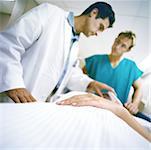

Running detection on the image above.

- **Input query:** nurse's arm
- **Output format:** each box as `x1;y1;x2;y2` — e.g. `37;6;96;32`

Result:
124;78;142;114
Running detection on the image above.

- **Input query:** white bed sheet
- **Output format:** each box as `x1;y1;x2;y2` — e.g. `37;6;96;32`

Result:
0;92;150;150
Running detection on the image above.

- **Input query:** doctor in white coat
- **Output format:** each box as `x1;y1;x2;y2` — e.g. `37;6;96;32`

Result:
0;2;115;103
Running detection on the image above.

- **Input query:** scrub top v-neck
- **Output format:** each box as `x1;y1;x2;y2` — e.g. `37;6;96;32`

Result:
85;54;143;104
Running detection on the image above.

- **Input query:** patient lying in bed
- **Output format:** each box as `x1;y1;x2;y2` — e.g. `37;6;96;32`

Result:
56;91;151;142
0;96;150;149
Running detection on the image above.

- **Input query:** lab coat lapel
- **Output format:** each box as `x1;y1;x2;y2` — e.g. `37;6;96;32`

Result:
22;12;70;102
52;40;79;102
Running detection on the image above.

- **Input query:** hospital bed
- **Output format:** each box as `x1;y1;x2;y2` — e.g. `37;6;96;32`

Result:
0;92;150;150
0;1;150;149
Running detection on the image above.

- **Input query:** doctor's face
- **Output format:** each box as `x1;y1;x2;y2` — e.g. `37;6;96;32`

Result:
111;36;132;56
83;10;110;37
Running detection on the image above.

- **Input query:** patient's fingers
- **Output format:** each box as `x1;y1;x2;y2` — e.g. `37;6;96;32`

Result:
57;93;106;107
72;100;99;107
57;94;94;105
57;99;71;105
57;96;82;105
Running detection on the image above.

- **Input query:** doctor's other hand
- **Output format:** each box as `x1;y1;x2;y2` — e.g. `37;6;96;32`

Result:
87;81;115;97
5;88;37;103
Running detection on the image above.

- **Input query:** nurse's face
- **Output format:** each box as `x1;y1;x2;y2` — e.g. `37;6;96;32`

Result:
111;36;132;56
83;9;110;37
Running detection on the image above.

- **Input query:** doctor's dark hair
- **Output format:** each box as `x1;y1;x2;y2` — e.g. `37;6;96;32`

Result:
81;2;115;28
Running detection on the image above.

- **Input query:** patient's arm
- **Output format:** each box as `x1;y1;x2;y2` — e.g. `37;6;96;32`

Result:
57;93;151;142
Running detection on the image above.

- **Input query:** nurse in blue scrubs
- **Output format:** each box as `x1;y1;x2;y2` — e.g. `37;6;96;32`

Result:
83;31;150;122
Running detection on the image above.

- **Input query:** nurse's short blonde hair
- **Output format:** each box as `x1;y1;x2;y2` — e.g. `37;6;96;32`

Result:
118;31;136;50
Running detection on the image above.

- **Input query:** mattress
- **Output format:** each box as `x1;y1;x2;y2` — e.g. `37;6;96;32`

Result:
0;101;150;150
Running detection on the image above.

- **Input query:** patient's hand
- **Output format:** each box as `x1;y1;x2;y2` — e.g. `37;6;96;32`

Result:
57;93;117;108
57;93;101;107
5;88;37;103
124;102;139;114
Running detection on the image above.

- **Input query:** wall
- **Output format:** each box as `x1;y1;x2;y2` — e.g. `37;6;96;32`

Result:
0;0;150;70
0;13;10;31
0;0;37;31
1;0;149;68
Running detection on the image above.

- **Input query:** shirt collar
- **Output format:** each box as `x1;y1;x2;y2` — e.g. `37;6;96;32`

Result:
67;12;79;41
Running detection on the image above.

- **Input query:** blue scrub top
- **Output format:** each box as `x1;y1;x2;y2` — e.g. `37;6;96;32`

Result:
85;54;143;104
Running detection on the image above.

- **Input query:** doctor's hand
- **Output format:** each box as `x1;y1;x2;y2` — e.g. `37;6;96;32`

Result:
5;88;37;103
87;81;115;97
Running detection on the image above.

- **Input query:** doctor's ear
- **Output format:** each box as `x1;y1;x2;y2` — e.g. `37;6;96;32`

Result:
89;8;99;17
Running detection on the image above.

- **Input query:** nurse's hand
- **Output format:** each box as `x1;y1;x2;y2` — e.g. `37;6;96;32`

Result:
124;102;139;114
5;88;37;103
87;81;115;97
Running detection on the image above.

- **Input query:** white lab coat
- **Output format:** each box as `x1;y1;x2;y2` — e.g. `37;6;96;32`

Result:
0;3;93;102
